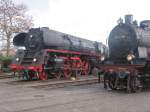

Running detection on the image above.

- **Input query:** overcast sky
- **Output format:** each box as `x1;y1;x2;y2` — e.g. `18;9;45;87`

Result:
15;0;150;44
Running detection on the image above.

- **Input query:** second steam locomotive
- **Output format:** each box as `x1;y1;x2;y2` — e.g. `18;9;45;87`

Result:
101;15;150;92
11;27;107;80
109;15;150;63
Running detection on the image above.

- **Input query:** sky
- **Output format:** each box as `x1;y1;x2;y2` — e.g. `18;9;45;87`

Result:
14;0;150;44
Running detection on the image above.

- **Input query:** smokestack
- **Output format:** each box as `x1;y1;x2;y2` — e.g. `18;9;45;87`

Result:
13;33;27;46
125;14;133;24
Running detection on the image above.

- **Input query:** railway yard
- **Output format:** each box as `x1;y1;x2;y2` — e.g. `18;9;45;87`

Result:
1;0;150;111
0;75;150;112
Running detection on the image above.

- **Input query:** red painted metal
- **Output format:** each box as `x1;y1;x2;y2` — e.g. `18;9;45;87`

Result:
10;64;46;80
70;57;80;60
63;68;72;78
46;49;100;57
39;71;48;80
99;64;145;73
81;61;90;75
10;64;25;71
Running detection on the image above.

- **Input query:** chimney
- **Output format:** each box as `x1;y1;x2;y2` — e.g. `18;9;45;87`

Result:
125;14;133;24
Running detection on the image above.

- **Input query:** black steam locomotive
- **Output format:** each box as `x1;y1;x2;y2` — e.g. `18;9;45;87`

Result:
11;27;107;80
109;15;150;64
101;15;150;92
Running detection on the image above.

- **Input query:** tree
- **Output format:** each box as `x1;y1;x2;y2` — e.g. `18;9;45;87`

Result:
0;0;33;56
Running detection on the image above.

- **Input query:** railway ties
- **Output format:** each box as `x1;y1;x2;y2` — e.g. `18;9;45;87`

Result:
7;76;99;89
0;73;13;79
30;77;98;90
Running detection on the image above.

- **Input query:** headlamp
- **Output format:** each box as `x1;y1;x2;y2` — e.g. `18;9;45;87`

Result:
16;57;19;62
101;55;105;61
127;54;135;61
33;58;37;62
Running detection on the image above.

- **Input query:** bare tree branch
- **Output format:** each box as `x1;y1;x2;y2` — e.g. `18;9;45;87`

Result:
0;0;33;56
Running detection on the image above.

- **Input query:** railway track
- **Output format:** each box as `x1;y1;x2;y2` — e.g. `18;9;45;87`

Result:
0;73;13;79
6;76;100;89
30;77;99;89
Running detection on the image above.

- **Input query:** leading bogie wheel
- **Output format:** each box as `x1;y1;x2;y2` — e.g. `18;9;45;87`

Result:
108;74;117;90
131;76;142;93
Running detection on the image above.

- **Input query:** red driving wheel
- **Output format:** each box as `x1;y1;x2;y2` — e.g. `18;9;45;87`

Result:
82;61;90;75
39;71;48;80
63;68;72;79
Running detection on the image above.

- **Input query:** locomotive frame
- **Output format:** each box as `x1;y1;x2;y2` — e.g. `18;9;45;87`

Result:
99;63;147;93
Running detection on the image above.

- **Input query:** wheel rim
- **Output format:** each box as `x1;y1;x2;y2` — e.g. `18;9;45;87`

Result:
131;76;142;92
108;75;116;90
55;71;63;80
23;70;31;80
75;70;82;77
108;80;115;89
82;61;90;75
39;71;48;80
63;69;72;79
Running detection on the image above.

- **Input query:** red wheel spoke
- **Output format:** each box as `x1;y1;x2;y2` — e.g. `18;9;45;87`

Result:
39;71;48;80
81;61;90;75
63;69;72;79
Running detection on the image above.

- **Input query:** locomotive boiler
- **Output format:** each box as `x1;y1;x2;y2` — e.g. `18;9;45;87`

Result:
11;27;107;80
108;15;150;63
13;27;104;54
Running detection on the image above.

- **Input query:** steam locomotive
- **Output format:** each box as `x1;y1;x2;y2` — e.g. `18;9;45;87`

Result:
101;15;150;92
109;15;150;63
11;27;107;80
